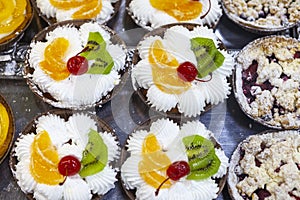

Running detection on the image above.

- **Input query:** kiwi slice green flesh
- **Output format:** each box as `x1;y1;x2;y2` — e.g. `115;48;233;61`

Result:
182;135;214;159
79;161;106;178
190;37;225;78
187;154;221;180
80;32;114;75
188;149;215;171
79;129;108;178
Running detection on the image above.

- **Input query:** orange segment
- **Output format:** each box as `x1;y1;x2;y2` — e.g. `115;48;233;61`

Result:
14;0;27;16
0;0;27;34
0;103;9;150
49;0;102;19
150;0;202;21
149;39;191;94
72;0;102;19
142;133;161;153
30;131;64;185
40;37;70;81
138;134;172;189
0;0;14;22
140;170;172;189
49;0;93;9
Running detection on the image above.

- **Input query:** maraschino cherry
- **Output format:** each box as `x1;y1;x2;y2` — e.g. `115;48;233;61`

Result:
67;55;88;75
177;61;198;82
177;61;212;82
58;155;81;176
155;161;190;196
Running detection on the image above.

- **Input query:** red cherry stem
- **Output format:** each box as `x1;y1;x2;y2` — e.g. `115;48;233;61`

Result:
200;0;211;19
195;73;212;82
155;177;170;196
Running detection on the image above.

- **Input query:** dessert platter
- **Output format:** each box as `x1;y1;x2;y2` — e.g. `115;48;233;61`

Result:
0;0;300;200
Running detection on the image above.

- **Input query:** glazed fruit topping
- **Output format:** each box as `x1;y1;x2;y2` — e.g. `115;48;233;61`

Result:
177;61;198;82
190;37;225;78
155;161;190;196
242;60;276;103
177;61;213;82
79;129;108;178
166;161;190;181
182;135;220;181
149;0;202;21
67;55;88;75
254;188;271;200
58;155;81;176
0;103;9;154
294;51;300;59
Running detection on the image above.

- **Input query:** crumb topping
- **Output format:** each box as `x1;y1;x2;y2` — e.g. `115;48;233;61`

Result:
234;133;300;200
237;37;300;128
223;0;300;28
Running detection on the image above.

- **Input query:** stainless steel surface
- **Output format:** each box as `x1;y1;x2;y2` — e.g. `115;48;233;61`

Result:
0;0;299;199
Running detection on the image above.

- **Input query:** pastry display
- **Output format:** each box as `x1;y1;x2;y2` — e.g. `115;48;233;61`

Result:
121;118;229;200
10;111;120;199
0;94;14;164
127;0;223;30
222;0;300;33
228;130;300;200
24;20;128;109
32;0;120;24
234;36;300;129
0;0;33;50
131;24;234;117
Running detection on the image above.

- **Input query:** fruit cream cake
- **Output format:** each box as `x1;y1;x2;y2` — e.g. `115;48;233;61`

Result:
131;24;234;117
128;0;222;30
121;118;229;200
0;0;33;48
34;0;118;24
25;21;127;109
234;36;300;129
0;94;14;164
228;130;300;200
11;112;120;200
222;0;300;32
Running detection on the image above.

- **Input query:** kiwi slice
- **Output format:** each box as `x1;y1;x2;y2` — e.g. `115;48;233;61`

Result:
188;148;215;171
190;37;225;78
182;135;214;159
186;154;221;180
80;32;114;75
79;129;108;178
79;160;106;178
